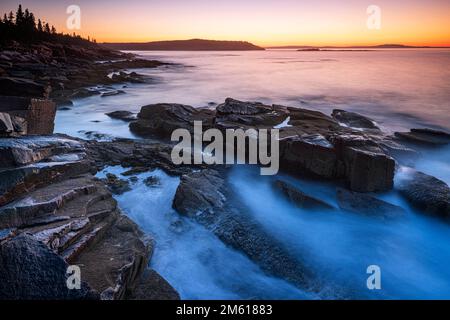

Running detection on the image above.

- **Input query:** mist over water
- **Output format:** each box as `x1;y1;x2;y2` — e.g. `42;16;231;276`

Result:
59;49;450;299
56;49;450;138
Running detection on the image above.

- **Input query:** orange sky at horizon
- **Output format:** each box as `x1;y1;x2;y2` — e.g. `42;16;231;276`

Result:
1;0;449;47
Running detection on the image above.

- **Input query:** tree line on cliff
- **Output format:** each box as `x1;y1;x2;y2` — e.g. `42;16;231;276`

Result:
0;4;95;47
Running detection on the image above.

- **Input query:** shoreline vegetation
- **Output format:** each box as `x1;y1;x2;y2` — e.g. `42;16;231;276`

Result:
1;5;450;300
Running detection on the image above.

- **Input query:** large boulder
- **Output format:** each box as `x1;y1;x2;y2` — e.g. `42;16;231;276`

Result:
396;168;450;218
279;134;337;179
0;234;97;299
130;103;215;138
337;188;405;219
215;98;288;129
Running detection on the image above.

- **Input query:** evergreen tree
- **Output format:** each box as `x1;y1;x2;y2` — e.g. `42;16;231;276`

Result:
37;19;43;32
44;22;50;33
16;4;24;25
51;25;56;34
8;11;14;24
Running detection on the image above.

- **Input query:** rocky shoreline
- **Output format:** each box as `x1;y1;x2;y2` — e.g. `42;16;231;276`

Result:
1;39;450;299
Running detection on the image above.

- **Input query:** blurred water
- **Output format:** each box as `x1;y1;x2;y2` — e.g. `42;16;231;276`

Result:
66;49;450;299
96;166;312;299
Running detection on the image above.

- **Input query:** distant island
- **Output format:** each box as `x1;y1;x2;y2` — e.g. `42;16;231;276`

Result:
102;39;265;51
268;44;447;49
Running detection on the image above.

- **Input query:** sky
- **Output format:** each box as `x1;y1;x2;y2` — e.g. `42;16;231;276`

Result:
1;0;449;46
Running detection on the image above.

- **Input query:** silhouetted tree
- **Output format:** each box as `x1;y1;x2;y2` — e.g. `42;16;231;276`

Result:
37;19;43;32
8;11;14;24
1;5;94;46
15;4;24;25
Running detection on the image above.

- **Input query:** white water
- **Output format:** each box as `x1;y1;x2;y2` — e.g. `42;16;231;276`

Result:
96;166;311;299
59;49;450;299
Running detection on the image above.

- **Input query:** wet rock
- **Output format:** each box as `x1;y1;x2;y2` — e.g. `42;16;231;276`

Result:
0;160;92;207
173;170;226;222
337;188;405;219
285;107;340;134
105;110;137;122
86;139;200;175
75;215;153;300
217;97;273;115
143;176;161;187
103;173;131;195
331;109;380;130
0;135;85;167
273;179;334;210
0;112;14;134
0;234;97;299
280;134;337;179
215;98;288;129
396;168;450;218
394;128;450;146
332;135;395;192
130;103;215;138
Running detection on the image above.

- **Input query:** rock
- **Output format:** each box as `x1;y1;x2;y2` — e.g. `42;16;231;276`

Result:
0;160;92;207
105;110;137;122
74;215;153;300
0;234;97;299
103;173;131;195
101;90;126;98
0;135;85;167
11;116;27;134
217;98;273;115
332;135;395;192
215;98;288;129
143;176;161;187
173;170;226;222
336;188;405;219
331;109;380;130
273;179;334;210
121;167;149;176
130;103;215;138
279;134;337;179
0;112;14;134
394;128;450;146
0;77;46;97
128;269;180;300
396;168;450;218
